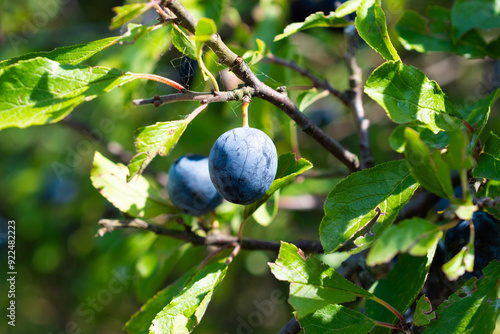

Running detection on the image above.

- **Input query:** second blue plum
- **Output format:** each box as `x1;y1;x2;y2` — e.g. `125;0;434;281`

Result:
167;155;222;216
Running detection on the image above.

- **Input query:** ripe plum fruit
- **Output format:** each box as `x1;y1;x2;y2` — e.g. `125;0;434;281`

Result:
209;127;278;205
167;155;222;216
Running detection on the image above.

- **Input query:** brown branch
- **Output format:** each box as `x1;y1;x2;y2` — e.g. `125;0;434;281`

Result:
96;218;324;253
262;54;349;105
133;87;255;106
278;316;301;334
473;196;500;208
344;27;373;169
160;0;360;172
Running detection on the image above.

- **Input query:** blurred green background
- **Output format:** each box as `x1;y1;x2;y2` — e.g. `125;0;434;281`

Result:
0;0;498;333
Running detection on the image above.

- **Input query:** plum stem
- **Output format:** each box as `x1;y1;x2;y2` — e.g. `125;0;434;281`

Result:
242;96;251;128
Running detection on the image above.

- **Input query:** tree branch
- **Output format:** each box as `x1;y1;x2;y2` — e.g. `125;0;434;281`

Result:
96;219;324;253
262;54;348;105
160;0;360;172
133;86;255;106
344;27;374;169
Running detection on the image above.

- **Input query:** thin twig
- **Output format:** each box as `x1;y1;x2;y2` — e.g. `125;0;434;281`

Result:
133;86;255;106
344;27;373;169
160;0;360;172
263;55;349;105
96;218;324;253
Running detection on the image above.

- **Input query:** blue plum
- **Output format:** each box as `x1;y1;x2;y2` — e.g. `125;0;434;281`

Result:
167;155;222;216
209;127;278;205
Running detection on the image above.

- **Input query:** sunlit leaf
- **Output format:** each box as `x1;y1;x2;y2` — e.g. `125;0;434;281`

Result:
298;304;376;334
127;120;189;181
389;125;450;153
320;160;419;253
367;218;442;266
195;18;218;87
356;0;400;61
425;261;500;334
335;0;363;18
365;61;463;134
110;3;154;30
413;295;436;326
269;242;374;318
252;190;279;227
274;11;351;41
442;246;475;281
149;250;231;333
297;88;329;112
242;39;267;65
404;128;454;199
171;25;197;60
0;57;135;130
91;151;178;218
125;267;197;334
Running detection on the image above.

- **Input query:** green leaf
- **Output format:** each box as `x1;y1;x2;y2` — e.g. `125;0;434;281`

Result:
243;153;313;221
242;39;267;65
91;151;178;218
149;250;231;333
389;125;450;153
274;11;351;41
0;37;117;69
319;160;419;254
0;21;167;68
269;242;374;318
125;267;197;334
127;120;189;182
335;0;363;18
404;128;455;199
442;246;475;281
396;7;492;59
171;25;197;60
252;190;279;227
366;218;443;266
110;3;154;30
413;295;436;326
195;18;218;86
0;57;136;130
424;261;500;334
297;88;329;112
364;61;463;134
451;0;500;40
474;132;500;181
356;0;400;61
365;252;437;333
441;130;473;185
195;18;217;47
298;304;376;334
